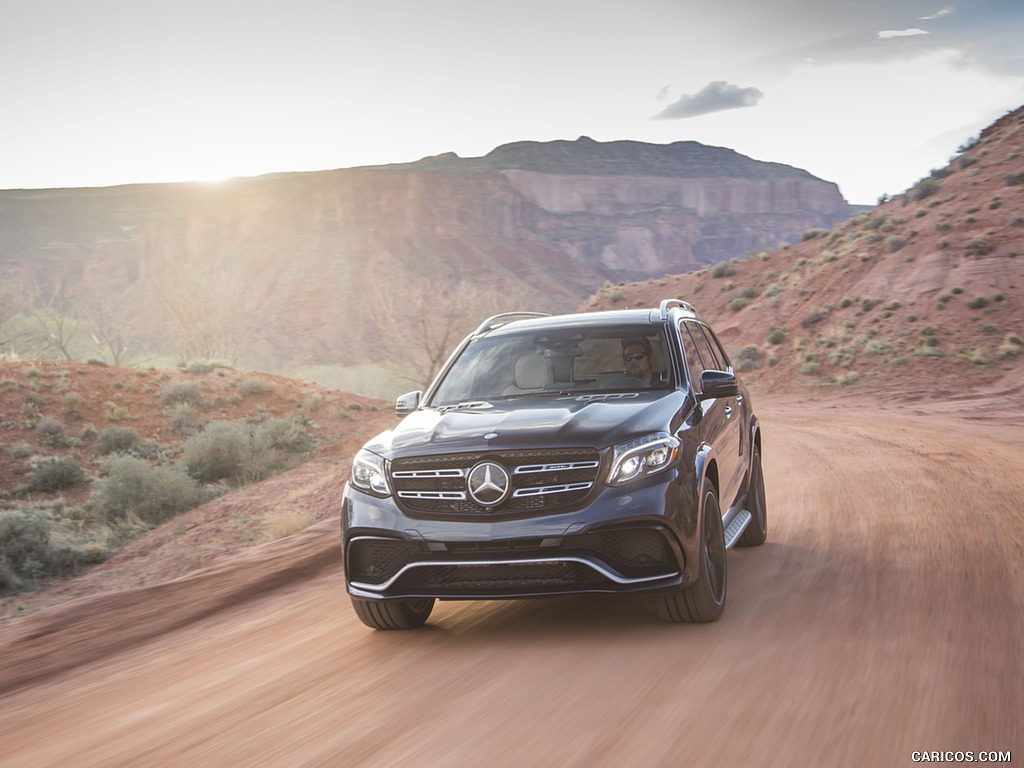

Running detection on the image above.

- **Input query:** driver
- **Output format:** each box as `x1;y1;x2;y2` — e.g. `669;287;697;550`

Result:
621;338;658;385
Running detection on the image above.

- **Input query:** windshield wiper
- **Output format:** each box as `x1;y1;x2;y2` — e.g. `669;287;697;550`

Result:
437;400;494;412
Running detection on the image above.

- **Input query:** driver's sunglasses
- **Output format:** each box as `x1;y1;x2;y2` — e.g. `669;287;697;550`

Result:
623;351;647;362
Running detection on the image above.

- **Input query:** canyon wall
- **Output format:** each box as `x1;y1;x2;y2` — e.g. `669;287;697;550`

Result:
0;138;857;371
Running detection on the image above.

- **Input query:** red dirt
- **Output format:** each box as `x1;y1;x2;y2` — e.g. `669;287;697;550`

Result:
0;384;1021;765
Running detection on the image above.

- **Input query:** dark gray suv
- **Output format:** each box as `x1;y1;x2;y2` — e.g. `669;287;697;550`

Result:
342;299;766;628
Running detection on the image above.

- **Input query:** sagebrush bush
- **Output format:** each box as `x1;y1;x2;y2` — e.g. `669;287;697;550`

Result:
95;427;140;456
182;421;249;483
160;380;204;407
93;455;203;525
885;235;907;253
36;416;69;447
0;510;51;591
30;458;85;492
733;345;762;372
169;403;202;437
182;418;311;485
236;377;274;397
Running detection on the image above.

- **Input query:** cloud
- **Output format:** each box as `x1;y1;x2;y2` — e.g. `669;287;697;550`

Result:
652;81;764;120
878;28;929;38
920;7;954;20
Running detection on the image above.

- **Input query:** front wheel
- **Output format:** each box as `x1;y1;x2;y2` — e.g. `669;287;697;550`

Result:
658;487;727;623
351;596;435;630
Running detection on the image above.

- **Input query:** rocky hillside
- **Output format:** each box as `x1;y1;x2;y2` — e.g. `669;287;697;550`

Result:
584;106;1024;397
0;138;856;378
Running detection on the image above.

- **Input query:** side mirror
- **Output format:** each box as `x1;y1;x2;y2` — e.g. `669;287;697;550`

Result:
395;390;421;417
699;370;738;400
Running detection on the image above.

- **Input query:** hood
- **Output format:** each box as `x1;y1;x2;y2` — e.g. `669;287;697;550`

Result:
366;391;691;458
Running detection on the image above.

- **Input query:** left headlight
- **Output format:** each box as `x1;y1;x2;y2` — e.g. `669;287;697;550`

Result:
607;433;680;486
350;449;391;496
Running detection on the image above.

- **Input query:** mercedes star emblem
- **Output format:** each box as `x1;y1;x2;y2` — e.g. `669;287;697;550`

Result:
467;462;511;507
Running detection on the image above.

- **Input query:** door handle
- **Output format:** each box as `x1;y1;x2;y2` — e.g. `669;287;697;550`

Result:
724;405;733;417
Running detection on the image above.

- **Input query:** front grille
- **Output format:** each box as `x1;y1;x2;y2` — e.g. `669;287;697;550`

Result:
390;448;601;516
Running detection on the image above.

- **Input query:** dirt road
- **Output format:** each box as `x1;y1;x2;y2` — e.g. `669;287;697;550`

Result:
1;398;1021;767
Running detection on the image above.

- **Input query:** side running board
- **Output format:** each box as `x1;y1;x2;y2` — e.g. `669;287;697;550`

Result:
723;509;752;550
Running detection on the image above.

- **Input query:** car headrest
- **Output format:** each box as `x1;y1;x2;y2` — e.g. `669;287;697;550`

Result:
515;355;547;389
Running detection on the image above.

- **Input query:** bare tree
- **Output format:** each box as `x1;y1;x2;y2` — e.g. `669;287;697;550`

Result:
81;295;137;365
30;276;84;361
149;258;254;366
370;276;548;389
0;280;29;358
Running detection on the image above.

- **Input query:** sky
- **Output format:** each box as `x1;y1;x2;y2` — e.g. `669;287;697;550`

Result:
2;1;1023;204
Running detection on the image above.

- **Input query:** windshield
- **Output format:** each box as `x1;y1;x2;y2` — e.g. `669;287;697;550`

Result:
429;325;675;406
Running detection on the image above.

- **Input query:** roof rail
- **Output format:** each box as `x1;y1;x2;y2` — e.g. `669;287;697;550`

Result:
474;311;551;335
658;298;698;320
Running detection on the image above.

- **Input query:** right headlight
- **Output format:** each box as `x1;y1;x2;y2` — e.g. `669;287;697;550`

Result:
350;449;391;497
607;433;680;486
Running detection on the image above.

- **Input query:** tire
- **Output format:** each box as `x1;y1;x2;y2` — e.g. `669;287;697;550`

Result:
351;596;435;630
659;487;727;623
737;445;767;547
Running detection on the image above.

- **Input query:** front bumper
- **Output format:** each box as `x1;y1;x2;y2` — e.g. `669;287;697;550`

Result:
342;478;692;601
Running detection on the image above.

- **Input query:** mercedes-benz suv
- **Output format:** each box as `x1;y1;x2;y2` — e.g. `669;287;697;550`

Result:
342;299;766;629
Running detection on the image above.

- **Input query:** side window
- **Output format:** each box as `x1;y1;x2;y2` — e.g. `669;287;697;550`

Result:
678;321;707;391
697;324;732;371
693;324;725;371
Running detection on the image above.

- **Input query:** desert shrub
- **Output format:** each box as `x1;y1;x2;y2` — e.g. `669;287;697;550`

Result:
35;416;69;447
10;443;33;460
801;228;828;241
182;418;311;485
182;421;249;483
185;360;230;375
801;308;827;328
965;236;994;257
733;345;762;372
93;455;203;526
236;377;274;397
160;380;204;407
765;328;787;345
967;347;993;367
0;510;51;591
169;403;202;437
998;335;1022;359
762;283;782;299
829;345;857;367
967;295;990;310
95;427;140;456
30;458;85;492
256;417;312;454
864;339;896;356
726;297;749;312
885;235;907;253
710;262;736;278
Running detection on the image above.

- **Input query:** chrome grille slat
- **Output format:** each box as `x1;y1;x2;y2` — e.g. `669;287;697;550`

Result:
514;461;600;474
392;469;466;479
397;491;468;500
513;482;593;498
